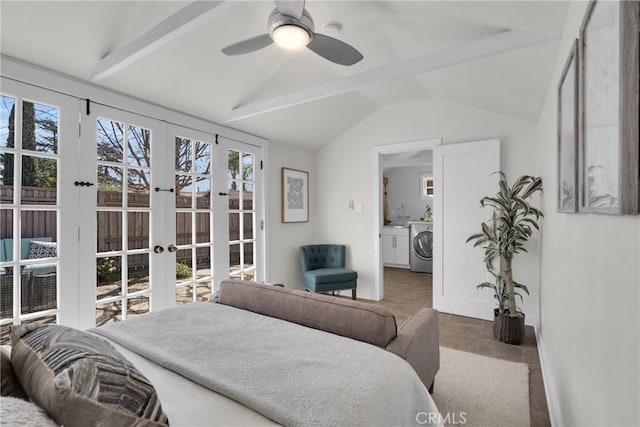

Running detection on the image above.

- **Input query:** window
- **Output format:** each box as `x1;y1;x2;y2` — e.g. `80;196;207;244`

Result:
420;174;434;200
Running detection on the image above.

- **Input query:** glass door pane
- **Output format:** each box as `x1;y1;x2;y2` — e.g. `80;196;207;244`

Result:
174;132;214;304
227;148;256;281
93;115;154;326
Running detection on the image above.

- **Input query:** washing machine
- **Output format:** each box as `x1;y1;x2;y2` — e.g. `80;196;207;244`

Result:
410;222;433;273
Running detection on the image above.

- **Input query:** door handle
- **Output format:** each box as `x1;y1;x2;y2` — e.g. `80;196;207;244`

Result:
153;245;164;254
167;244;178;253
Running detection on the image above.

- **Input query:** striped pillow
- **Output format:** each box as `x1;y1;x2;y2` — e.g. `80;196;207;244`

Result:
10;324;169;427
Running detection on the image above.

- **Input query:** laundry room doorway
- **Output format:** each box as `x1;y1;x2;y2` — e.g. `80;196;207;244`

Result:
372;138;500;322
371;138;441;303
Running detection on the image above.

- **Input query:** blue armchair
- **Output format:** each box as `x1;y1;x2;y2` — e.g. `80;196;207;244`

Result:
300;245;357;300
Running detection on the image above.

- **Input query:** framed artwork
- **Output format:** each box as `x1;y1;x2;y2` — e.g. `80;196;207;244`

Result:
281;167;309;223
557;39;579;213
578;0;639;215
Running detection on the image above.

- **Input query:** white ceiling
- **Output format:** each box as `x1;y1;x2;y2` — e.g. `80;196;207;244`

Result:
0;1;568;150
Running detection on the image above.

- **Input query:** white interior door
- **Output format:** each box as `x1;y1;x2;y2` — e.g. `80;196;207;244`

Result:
433;139;500;320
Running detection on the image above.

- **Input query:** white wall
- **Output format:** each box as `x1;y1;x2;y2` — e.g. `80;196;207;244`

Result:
266;141;315;290
315;97;541;315
535;2;640;425
384;165;433;224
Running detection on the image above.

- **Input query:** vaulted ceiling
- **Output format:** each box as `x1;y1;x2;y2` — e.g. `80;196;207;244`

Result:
0;1;569;149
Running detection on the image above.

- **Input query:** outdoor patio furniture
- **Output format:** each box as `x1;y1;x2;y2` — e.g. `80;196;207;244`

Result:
0;272;56;318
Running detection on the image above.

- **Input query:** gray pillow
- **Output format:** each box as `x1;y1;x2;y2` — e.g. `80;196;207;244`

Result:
11;324;169;427
0;345;28;400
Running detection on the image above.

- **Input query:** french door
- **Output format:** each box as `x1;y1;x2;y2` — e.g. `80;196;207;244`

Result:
77;105;263;329
0;78;78;341
1;80;264;336
169;129;264;305
77;105;168;329
222;140;262;283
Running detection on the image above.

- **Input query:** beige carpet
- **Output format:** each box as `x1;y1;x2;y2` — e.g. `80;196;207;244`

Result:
432;347;530;427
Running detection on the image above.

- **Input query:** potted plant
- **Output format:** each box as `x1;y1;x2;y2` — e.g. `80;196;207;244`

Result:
466;172;543;345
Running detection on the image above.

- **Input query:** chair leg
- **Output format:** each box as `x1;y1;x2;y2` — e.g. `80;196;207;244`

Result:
351;289;356;300
428;381;434;394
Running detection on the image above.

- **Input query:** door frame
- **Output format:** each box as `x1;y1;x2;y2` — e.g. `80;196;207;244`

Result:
371;138;441;301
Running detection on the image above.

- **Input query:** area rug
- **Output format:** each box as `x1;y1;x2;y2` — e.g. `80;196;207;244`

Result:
431;347;530;427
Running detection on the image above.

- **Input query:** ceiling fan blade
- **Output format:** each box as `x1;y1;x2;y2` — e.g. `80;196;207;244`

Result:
221;34;273;56
274;0;305;20
307;33;363;66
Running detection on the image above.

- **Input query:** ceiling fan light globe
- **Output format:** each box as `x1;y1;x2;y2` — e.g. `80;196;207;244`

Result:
272;24;310;50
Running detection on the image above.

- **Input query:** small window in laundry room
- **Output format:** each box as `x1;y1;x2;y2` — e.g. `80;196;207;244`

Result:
419;174;433;200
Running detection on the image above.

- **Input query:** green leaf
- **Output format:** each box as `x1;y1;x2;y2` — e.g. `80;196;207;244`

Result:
522;177;543;199
476;283;497;291
466;233;484;243
513;196;531;216
513;282;530;294
483;196;510;212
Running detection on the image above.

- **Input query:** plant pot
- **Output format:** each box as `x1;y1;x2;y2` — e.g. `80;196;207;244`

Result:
493;309;525;345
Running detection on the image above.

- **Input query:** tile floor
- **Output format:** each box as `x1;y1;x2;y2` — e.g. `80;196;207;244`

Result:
363;267;551;427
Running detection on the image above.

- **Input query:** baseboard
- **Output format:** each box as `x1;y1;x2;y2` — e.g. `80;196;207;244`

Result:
525;314;537;327
534;325;561;427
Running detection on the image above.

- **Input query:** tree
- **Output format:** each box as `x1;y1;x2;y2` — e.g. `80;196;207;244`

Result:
1;101;57;188
174;137;210;193
227;150;253;192
97;119;150;191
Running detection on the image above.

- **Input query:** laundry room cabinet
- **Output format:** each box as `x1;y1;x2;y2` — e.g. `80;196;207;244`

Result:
382;227;410;268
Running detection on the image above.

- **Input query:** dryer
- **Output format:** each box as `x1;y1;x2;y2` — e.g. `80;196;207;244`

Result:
409;222;433;273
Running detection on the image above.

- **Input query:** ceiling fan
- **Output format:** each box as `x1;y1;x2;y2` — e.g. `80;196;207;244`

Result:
221;0;363;66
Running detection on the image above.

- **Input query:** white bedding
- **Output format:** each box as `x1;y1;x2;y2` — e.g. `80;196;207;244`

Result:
92;303;442;426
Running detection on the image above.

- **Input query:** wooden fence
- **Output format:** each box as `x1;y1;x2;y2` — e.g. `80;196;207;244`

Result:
0;187;253;266
0;187;58;241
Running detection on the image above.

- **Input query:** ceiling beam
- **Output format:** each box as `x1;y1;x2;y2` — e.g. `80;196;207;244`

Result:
223;30;555;123
91;1;235;81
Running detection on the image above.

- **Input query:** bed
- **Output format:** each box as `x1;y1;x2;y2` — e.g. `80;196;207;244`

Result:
4;280;443;426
